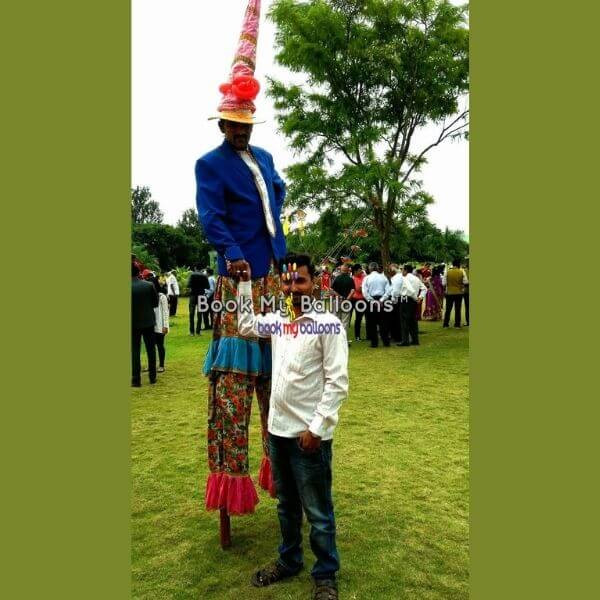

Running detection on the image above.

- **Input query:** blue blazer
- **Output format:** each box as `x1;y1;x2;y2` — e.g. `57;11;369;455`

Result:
195;141;287;278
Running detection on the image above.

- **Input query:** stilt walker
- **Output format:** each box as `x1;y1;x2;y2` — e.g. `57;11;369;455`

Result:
194;0;287;548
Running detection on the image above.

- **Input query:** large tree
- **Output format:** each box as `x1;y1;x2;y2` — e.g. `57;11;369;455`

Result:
132;223;209;271
177;207;204;240
268;0;469;266
131;186;164;225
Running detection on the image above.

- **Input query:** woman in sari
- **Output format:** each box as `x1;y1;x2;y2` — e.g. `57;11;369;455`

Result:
423;265;445;321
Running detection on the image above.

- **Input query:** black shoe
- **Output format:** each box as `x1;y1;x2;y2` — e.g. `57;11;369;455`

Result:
132;381;141;388
251;562;300;588
443;324;449;328
149;378;157;384
313;578;338;600
383;342;390;347
410;341;420;346
370;344;378;348
454;325;461;328
396;343;410;347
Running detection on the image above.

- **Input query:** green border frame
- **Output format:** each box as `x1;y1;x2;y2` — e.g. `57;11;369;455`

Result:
471;1;599;598
3;0;599;598
3;1;130;598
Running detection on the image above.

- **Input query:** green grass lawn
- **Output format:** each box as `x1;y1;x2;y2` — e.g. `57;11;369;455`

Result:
132;301;469;600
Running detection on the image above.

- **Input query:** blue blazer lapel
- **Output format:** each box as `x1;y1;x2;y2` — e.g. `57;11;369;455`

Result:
220;141;255;188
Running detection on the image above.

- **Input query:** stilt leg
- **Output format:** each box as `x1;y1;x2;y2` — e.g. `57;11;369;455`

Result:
219;508;231;549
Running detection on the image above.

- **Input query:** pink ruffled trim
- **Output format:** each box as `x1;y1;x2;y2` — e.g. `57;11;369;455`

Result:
258;456;277;498
205;472;259;516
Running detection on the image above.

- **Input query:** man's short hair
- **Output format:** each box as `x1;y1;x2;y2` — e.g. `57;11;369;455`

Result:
368;262;378;272
281;253;315;278
404;264;414;273
206;268;214;276
452;258;461;267
132;263;140;277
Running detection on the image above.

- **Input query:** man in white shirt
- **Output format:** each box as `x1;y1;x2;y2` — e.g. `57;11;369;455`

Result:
388;264;404;343
361;262;392;347
237;254;347;599
166;270;180;317
202;268;216;330
393;264;427;346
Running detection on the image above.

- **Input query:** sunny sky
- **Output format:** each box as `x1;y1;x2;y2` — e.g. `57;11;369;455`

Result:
132;0;469;233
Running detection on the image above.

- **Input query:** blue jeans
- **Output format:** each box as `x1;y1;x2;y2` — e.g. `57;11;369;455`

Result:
269;433;340;581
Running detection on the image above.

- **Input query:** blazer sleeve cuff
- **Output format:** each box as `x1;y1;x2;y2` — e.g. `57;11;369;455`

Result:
224;246;244;261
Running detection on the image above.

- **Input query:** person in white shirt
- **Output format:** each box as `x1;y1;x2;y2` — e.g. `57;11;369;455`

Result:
148;274;169;372
387;264;404;342
166;270;180;317
393;264;427;346
237;254;347;596
361;262;392;347
203;267;216;330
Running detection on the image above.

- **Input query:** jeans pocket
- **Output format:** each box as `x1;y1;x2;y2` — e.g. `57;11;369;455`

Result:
296;438;319;456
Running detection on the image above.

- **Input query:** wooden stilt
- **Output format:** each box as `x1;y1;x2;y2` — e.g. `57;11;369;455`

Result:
219;508;231;549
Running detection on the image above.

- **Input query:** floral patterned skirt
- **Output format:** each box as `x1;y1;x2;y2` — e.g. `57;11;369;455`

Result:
204;274;280;516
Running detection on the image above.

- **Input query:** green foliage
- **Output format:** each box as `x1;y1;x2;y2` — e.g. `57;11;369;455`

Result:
172;265;192;297
268;0;469;265
285;207;468;264
132;223;209;272
131;243;160;273
177;207;205;240
131;186;164;225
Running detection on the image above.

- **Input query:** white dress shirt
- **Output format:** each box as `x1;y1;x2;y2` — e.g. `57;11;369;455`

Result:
206;275;216;298
237;281;349;440
361;272;391;301
393;272;427;302
390;272;404;303
238;150;277;238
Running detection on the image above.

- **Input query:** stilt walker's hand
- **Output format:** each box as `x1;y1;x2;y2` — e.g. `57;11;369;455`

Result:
227;259;248;279
234;260;251;282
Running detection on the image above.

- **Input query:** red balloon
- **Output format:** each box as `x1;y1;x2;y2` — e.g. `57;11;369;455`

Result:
219;83;232;94
232;75;260;100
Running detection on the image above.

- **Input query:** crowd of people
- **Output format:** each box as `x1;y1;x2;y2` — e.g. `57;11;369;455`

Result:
130;262;216;387
131;257;469;386
320;258;469;348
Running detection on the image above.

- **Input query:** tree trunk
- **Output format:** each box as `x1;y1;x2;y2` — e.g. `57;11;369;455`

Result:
380;217;392;270
380;240;391;270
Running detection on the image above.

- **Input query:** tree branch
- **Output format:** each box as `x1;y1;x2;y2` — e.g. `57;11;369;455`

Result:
398;111;469;187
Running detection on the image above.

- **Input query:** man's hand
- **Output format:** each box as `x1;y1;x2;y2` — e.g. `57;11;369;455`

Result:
298;430;321;453
162;327;168;334
227;259;250;281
